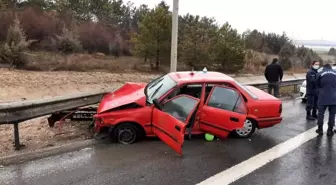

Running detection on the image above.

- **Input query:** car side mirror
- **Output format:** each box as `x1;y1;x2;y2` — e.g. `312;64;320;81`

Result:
153;99;162;110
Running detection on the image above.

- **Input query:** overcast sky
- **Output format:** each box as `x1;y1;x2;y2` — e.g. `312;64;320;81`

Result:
132;0;336;41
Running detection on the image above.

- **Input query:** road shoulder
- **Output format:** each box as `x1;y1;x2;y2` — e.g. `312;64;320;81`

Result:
0;139;98;166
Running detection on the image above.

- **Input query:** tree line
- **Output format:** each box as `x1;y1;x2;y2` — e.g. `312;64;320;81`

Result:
0;0;322;72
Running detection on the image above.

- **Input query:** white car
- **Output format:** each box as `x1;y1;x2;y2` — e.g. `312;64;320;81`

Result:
300;80;307;102
300;66;336;102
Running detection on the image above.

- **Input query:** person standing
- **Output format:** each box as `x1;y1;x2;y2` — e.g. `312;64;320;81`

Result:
315;63;336;136
264;58;284;97
305;61;320;120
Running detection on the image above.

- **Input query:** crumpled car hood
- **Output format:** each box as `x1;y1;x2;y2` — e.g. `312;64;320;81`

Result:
97;82;147;114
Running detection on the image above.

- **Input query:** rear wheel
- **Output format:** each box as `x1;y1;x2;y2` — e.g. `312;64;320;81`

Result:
113;123;139;144
233;119;256;138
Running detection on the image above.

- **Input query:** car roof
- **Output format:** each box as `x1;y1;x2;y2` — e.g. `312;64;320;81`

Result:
168;71;234;83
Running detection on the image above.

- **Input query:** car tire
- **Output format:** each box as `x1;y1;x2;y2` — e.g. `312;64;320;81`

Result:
233;119;256;138
113;123;139;144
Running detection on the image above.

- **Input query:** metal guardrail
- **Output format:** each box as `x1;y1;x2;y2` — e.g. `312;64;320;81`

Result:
0;90;115;124
0;79;305;150
245;79;305;91
0;88;115;150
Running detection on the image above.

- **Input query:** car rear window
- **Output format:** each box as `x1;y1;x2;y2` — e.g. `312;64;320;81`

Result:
234;81;258;100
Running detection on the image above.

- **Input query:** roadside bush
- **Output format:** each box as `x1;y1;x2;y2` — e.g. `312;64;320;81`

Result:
78;22;119;54
296;46;323;68
279;42;295;70
328;48;336;56
0;8;127;55
0;17;34;68
0;10;14;41
51;27;82;54
0;8;64;49
0;1;6;10
109;42;121;58
279;58;292;70
244;50;266;73
18;8;63;45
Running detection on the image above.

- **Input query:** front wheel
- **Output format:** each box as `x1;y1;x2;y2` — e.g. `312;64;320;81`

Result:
233;119;256;138
113;123;139;144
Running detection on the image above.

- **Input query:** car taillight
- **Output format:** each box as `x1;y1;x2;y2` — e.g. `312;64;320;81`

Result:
279;104;282;114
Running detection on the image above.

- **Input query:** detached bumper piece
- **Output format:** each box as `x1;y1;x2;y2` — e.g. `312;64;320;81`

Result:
47;106;97;127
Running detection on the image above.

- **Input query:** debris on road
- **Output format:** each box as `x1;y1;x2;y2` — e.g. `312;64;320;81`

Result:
205;133;215;141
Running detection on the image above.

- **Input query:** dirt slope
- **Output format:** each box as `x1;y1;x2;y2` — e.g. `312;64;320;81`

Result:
0;69;159;157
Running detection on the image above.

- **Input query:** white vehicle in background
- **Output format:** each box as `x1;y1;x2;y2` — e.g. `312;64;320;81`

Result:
300;65;336;103
300;80;307;102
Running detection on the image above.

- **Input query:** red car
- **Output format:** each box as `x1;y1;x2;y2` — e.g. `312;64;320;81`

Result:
94;70;282;155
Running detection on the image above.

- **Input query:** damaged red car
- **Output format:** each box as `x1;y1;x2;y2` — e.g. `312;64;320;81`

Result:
93;70;283;155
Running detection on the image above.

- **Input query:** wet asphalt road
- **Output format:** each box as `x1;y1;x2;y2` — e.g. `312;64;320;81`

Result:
0;98;334;185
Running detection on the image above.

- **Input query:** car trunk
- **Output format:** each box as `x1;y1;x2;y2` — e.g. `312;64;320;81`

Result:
245;85;281;118
245;85;279;101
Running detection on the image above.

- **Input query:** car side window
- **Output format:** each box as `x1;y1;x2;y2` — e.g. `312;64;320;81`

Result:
206;86;246;114
161;96;199;123
204;82;235;103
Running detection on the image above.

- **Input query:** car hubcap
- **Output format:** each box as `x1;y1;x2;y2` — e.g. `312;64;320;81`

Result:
118;128;136;144
236;119;253;136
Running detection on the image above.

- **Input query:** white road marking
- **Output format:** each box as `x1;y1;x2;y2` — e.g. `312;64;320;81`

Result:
197;124;328;185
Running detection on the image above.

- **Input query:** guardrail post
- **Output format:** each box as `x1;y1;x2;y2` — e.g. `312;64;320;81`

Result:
13;122;22;150
293;84;298;93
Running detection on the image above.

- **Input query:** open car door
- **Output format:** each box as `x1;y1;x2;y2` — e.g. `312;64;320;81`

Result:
152;95;200;155
198;85;247;138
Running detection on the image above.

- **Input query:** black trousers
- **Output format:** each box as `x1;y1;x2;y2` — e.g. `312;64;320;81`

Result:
268;82;279;97
317;105;336;128
306;94;318;112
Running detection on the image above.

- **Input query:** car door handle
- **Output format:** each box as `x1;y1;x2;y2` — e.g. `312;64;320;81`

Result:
230;117;239;122
175;125;181;131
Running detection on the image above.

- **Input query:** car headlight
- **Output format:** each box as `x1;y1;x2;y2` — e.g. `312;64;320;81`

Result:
301;81;306;88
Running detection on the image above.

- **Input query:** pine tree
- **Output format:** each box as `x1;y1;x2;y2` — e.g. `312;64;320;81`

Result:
0;16;34;68
131;2;171;70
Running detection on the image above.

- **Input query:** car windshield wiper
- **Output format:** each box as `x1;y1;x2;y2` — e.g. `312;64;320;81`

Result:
149;83;163;100
148;78;164;90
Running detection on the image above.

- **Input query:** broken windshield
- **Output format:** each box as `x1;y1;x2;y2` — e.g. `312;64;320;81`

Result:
145;74;177;104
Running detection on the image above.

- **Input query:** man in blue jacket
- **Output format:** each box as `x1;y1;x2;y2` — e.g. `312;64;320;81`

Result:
305;61;320;120
316;63;336;136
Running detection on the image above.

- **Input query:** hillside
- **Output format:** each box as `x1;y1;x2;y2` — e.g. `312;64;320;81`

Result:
0;1;325;74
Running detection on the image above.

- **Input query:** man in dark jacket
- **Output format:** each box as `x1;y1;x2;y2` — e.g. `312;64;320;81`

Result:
264;58;283;97
315;63;336;136
305;61;320;120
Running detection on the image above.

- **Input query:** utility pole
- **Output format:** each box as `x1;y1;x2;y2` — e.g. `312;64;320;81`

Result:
170;0;179;72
